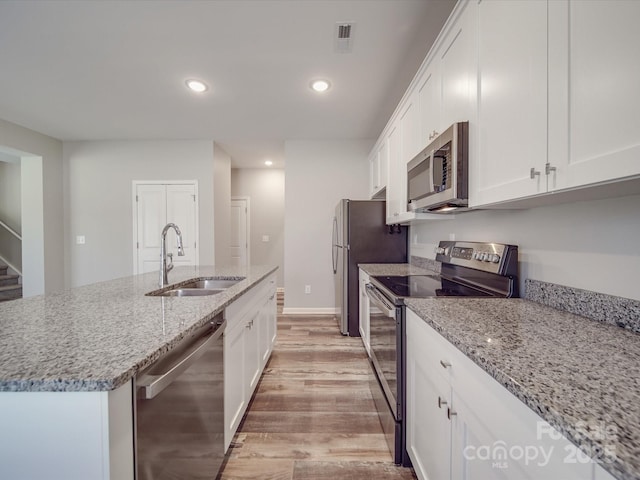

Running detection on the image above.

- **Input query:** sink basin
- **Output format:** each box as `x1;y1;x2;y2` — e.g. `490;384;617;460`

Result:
180;278;242;289
156;288;225;297
146;277;244;297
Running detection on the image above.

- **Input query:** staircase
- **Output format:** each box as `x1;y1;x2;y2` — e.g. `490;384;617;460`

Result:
0;263;22;302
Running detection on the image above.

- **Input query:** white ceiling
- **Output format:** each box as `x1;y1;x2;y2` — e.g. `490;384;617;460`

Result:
0;0;455;168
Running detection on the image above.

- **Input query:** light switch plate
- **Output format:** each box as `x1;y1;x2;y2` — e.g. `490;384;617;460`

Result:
76;235;86;245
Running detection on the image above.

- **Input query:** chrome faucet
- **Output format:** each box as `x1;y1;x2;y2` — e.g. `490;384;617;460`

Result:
159;223;185;287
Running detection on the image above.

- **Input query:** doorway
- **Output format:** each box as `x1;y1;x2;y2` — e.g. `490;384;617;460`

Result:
230;197;249;266
133;181;199;274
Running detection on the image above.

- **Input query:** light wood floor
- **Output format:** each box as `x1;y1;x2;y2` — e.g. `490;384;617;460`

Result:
217;313;417;480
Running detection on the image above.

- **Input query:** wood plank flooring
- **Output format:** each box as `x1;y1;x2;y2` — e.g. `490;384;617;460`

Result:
217;314;416;480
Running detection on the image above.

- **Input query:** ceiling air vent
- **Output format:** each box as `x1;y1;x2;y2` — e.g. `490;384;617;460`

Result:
334;22;355;53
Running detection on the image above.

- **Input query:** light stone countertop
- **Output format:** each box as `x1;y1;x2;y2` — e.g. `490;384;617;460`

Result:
405;297;640;480
0;265;277;393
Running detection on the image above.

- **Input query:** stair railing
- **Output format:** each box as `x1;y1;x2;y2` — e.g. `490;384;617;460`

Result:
0;218;22;275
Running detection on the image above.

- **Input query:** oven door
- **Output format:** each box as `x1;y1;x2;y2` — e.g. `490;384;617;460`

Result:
366;283;400;420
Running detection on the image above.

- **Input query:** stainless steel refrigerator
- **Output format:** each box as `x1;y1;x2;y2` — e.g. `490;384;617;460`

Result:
332;199;407;336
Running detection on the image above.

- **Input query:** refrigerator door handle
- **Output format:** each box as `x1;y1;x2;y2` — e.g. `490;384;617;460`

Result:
332;216;338;274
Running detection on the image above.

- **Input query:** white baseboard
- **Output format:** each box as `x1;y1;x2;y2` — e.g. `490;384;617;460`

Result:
281;307;338;316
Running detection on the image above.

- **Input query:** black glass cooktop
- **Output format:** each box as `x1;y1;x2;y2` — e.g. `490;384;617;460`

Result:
373;275;496;299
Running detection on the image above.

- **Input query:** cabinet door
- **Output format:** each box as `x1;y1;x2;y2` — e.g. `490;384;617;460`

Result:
548;0;640;191
401;93;421;164
440;1;477;130
472;0;548;206
451;340;593;480
259;290;277;366
224;321;246;450
385;124;404;221
407;310;452;480
245;310;261;395
418;62;441;147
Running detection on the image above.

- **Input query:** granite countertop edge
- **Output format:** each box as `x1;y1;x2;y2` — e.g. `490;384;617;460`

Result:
404;297;638;480
0;265;278;393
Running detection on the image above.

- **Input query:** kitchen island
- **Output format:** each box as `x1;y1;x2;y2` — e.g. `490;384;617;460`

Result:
0;265;277;480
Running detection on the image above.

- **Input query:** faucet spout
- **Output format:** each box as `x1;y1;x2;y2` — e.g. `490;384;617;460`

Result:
159;223;185;287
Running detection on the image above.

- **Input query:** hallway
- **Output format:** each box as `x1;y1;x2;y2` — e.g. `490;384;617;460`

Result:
218;315;416;480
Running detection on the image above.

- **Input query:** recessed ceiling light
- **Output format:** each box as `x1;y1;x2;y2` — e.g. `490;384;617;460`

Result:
186;79;208;93
310;79;331;93
265;160;273;166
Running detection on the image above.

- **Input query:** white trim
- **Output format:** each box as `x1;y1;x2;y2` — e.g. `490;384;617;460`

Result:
132;180;199;275
276;287;285;294
281;307;338;315
231;196;250;267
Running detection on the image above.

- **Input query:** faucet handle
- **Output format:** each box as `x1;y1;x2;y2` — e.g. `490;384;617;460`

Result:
167;252;174;272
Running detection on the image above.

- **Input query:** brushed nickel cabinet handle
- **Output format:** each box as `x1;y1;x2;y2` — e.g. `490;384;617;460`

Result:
438;396;448;408
530;168;541;179
440;360;451;369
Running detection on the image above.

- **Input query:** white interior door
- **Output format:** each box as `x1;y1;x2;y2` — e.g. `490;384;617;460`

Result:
230;198;248;267
134;182;199;274
166;184;197;266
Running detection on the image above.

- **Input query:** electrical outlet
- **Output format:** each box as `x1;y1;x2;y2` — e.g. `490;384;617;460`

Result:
262;235;270;242
304;285;311;294
76;235;86;245
449;233;456;241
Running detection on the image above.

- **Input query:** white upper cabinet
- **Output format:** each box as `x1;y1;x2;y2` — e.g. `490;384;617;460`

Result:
439;1;477;130
548;0;640;191
471;0;548;207
369;138;388;199
385;123;403;221
418;62;441;147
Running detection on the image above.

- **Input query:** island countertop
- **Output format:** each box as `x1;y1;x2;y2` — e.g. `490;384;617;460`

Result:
0;265;277;393
405;297;640;480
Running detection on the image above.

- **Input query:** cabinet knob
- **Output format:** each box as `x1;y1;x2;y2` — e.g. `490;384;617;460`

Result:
530;168;541;179
438;396;448;408
440;360;451;369
545;163;557;175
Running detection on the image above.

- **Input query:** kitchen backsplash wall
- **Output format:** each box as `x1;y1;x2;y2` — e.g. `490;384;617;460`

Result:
525;279;640;333
409;193;640;302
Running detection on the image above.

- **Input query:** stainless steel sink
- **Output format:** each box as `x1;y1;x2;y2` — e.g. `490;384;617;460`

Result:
146;277;244;297
157;288;225;297
180;278;242;289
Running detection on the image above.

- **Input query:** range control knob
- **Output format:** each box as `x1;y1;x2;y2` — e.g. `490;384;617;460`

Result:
435;247;446;255
491;254;501;263
481;252;488;261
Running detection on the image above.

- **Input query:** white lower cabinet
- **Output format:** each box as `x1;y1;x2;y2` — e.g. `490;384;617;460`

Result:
224;273;277;451
406;308;603;480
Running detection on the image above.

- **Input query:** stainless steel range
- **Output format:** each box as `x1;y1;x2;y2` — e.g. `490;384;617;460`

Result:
365;240;518;466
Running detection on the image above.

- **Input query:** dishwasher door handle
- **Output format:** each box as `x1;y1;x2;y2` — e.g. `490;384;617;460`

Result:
138;320;226;400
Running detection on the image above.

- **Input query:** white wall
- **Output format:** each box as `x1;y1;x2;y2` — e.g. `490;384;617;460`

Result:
231;168;285;287
63;140;215;287
0;118;64;294
284;139;372;312
410;193;640;301
213;143;231;267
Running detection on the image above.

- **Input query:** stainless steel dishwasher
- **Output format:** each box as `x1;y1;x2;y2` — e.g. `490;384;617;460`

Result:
135;312;226;480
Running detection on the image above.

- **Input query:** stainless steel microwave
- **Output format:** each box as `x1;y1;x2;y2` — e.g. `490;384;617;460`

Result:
407;121;469;213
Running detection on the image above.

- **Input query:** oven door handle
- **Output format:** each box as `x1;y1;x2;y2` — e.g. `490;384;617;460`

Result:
365;284;396;318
